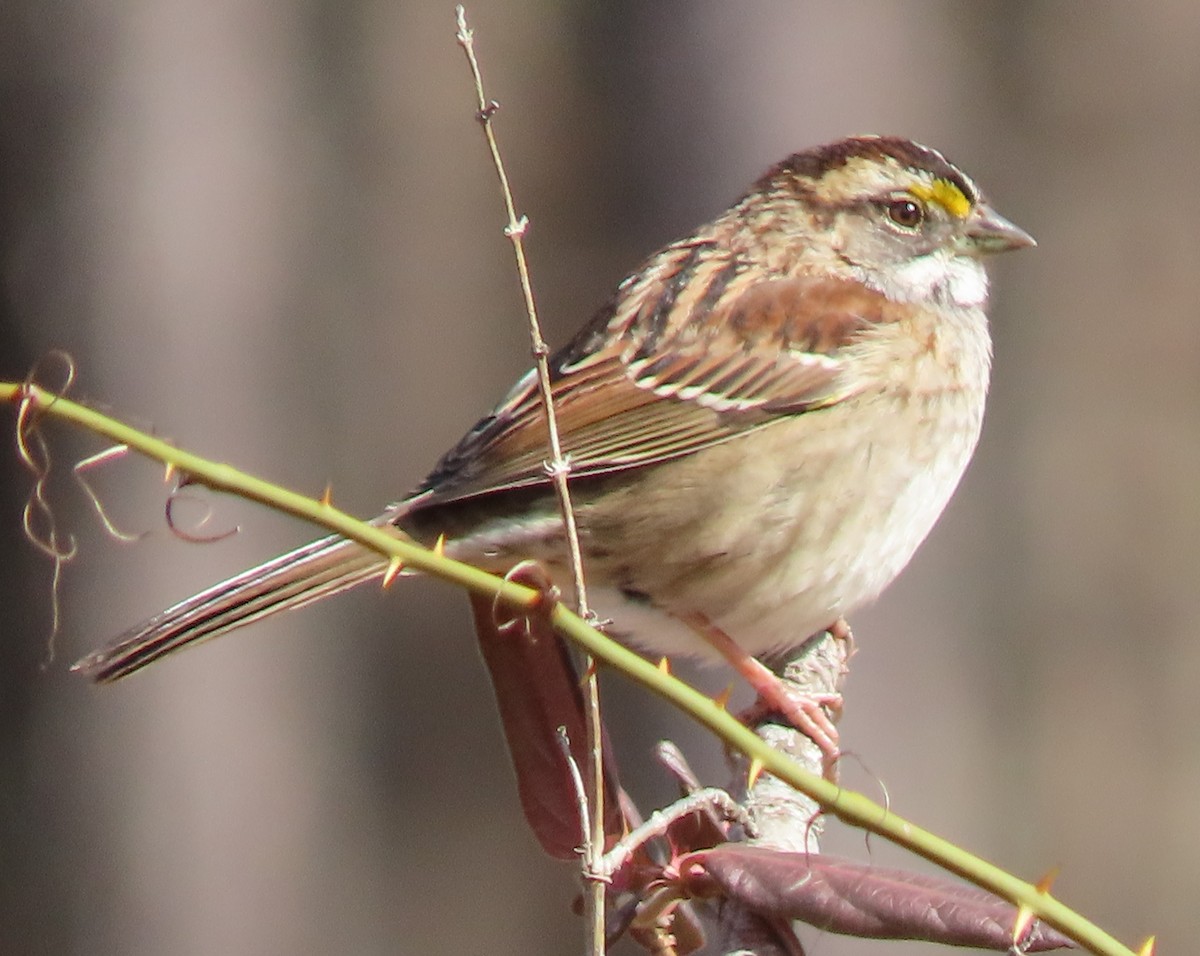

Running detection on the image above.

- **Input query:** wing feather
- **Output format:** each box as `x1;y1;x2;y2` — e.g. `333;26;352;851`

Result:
410;243;902;508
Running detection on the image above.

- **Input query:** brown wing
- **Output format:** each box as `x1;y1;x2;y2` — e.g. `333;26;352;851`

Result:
409;240;896;507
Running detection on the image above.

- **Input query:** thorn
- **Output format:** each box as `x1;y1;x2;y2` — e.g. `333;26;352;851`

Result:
747;758;764;789
1011;868;1058;943
164;462;176;483
433;533;447;557
1012;904;1035;944
319;483;334;507
712;685;733;711
382;556;404;589
579;659;598;684
657;656;671;676
1137;936;1156;956
1034;866;1060;894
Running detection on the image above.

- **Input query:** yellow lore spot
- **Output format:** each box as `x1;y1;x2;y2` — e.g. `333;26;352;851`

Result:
910;178;971;219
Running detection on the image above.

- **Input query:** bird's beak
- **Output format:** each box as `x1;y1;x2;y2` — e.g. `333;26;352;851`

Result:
963;204;1036;255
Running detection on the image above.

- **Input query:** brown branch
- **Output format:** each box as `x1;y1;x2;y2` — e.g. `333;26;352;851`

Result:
715;630;851;954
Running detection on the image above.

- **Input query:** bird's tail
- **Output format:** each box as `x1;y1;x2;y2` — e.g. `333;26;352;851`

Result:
73;532;391;682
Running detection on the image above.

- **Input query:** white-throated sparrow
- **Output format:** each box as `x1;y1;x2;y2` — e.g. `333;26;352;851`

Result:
76;136;1033;752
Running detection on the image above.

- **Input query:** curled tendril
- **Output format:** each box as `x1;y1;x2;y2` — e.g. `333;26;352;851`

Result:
490;559;559;635
16;350;79;665
164;474;240;544
825;749;890;859
73;444;146;543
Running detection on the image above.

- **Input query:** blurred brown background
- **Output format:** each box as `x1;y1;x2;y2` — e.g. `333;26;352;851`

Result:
1;2;1196;954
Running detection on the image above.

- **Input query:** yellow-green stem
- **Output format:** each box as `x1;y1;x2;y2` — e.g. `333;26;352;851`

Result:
1;380;1140;956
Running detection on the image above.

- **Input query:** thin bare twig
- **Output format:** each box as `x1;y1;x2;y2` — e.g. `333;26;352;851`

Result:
556;725;593;857
452;8;590;620
454;8;607;954
596;788;756;882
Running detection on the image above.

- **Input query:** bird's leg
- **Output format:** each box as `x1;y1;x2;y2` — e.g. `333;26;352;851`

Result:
676;612;842;776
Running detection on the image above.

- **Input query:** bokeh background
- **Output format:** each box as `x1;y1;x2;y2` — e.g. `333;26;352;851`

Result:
1;2;1197;953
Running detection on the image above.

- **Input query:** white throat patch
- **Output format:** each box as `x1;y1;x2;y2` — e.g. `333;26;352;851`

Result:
890;252;989;308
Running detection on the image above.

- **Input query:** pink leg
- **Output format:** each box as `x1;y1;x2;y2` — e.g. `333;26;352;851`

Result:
678;612;842;774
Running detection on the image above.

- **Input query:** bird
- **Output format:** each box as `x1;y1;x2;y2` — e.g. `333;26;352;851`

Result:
75;136;1033;758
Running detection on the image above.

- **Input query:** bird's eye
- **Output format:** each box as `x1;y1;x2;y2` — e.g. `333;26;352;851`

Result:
886;197;925;229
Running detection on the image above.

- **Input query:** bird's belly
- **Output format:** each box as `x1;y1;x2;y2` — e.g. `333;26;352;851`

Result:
577;392;982;659
440;389;984;663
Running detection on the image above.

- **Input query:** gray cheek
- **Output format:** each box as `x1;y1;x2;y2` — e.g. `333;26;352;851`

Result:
847;219;930;270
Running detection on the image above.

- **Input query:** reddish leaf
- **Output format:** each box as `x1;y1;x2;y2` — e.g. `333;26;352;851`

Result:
468;576;624;860
678;846;1075;951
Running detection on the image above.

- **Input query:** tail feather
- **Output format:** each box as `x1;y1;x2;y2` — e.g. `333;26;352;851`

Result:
73;534;388;682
